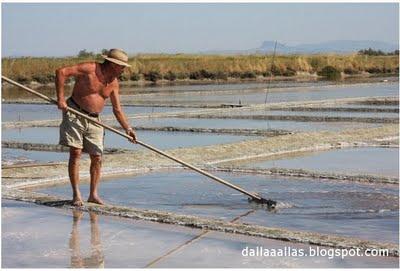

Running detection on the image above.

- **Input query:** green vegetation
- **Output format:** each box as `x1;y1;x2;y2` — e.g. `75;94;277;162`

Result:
358;48;399;56
144;70;162;83
2;53;399;84
317;65;341;80
164;71;177;81
77;49;96;58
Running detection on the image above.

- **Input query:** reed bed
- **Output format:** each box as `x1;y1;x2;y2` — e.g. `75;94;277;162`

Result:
2;54;398;84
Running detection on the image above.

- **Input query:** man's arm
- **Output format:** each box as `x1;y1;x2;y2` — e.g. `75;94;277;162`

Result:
55;62;94;111
109;81;137;142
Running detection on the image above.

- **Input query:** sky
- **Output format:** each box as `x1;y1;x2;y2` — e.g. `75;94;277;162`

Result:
1;2;399;57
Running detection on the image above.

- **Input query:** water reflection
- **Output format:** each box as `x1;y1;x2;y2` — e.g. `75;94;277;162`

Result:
69;210;104;268
145;209;257;267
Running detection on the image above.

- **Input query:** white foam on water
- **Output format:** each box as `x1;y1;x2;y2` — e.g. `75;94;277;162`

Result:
2;157;35;166
274;201;295;209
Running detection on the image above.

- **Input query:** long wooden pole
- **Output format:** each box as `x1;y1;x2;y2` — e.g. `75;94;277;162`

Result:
264;40;278;104
2;75;275;204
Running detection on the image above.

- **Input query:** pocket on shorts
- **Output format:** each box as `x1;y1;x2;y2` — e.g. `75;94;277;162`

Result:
64;112;85;136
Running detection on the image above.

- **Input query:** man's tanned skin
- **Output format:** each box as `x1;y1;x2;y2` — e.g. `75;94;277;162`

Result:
56;60;137;206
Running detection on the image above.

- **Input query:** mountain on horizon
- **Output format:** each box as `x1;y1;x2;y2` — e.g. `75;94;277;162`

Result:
202;40;398;54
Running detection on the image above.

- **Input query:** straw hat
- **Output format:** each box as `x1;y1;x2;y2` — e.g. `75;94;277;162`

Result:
102;48;131;67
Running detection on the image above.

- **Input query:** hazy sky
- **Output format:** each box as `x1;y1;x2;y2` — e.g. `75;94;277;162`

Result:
2;2;399;56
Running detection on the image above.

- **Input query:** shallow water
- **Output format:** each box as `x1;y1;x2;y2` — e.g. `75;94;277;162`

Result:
1;127;253;150
128;82;399;105
104;130;254;150
248;147;399;178
1;103;198;122
2;103;60;122
3;200;397;268
37;171;399;243
1;148;69;166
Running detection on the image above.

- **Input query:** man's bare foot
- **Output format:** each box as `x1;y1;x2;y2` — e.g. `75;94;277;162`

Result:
72;197;84;207
87;196;105;205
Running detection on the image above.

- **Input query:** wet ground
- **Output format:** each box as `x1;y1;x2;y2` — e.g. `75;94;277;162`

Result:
37;170;399;244
247;147;399;178
2;200;398;268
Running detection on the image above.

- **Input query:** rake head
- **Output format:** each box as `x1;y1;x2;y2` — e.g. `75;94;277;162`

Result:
248;196;277;209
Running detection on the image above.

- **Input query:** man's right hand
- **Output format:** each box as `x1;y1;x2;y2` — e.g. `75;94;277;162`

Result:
58;100;68;112
126;128;137;143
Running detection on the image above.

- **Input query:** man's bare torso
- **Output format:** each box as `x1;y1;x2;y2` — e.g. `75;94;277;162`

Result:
71;62;117;113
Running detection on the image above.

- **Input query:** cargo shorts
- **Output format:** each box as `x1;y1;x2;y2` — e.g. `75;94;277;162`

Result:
59;98;104;155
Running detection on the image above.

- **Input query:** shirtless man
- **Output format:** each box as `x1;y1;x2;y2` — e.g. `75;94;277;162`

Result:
56;48;137;206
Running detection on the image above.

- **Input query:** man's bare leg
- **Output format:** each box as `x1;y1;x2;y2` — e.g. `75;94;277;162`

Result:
87;154;105;205
69;147;84;206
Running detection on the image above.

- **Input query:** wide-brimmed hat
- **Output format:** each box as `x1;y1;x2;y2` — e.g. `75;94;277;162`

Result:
102;48;131;67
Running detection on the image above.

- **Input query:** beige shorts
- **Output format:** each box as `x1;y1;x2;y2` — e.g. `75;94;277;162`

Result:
59;99;104;155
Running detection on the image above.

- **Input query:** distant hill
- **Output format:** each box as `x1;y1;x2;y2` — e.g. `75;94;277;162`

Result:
202;40;398;54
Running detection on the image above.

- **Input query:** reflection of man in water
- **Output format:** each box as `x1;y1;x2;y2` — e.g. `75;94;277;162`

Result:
69;210;104;268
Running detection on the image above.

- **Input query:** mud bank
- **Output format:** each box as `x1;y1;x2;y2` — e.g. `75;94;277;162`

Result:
270;106;399;113
210;167;398;185
2;123;292;136
133;127;292;136
95;95;400;109
349;97;399;106
2;141;131;154
2;189;398;257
